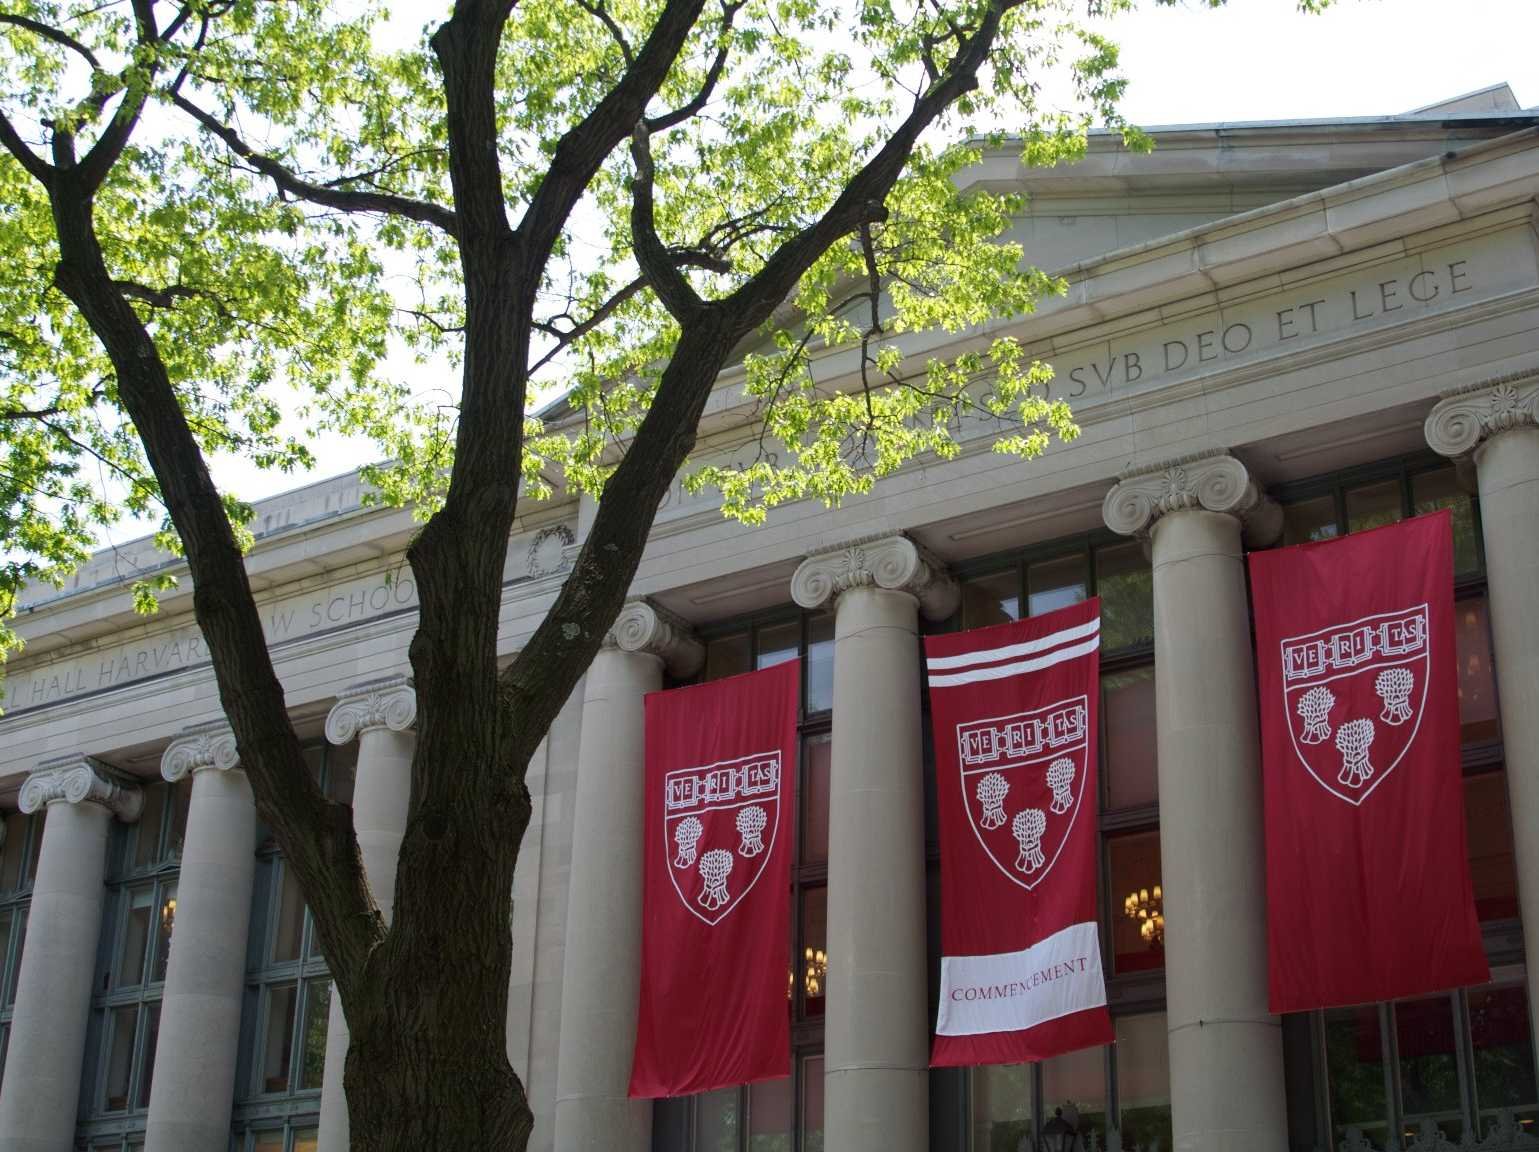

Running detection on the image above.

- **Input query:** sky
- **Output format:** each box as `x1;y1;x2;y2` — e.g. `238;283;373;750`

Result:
192;0;1537;515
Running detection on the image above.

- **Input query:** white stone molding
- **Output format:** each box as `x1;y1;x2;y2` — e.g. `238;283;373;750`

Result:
1102;451;1282;545
1425;368;1539;458
325;674;418;745
607;599;705;678
160;720;241;783
19;754;143;821
790;533;960;620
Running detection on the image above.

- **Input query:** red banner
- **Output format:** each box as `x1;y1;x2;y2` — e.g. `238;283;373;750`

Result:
629;660;798;1097
1250;510;1488;1014
925;598;1114;1067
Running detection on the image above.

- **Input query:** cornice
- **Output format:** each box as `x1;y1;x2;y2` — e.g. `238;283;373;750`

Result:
1425;368;1539;457
326;674;417;744
790;532;960;621
606;599;705;678
1102;451;1282;544
160;721;241;783
20;754;143;820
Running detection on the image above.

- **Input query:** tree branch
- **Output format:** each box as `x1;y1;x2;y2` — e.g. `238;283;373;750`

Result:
114;278;203;308
574;0;634;64
529;274;647;373
643;0;742;132
723;0;1016;329
170;94;460;236
0;106;55;185
498;0;1031;765
518;0;709;274
628;121;703;319
43;175;381;995
0;12;103;70
72;0;160;191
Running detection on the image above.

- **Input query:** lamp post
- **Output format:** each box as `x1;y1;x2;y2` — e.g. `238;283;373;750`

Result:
1039;1105;1081;1152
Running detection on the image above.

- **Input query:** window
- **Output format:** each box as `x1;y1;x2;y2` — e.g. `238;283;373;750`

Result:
952;535;1165;1149
0;810;44;1089
231;742;353;1145
1276;458;1532;1150
1318;979;1537;1149
230;1126;319;1152
659;614;833;1151
970;1012;1172;1151
75;776;188;1146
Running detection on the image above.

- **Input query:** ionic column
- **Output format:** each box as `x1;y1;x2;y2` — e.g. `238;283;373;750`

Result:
0;756;142;1152
316;675;418;1152
145;723;257;1151
792;534;958;1152
1427;370;1539;1060
1103;453;1287;1152
554;601;702;1152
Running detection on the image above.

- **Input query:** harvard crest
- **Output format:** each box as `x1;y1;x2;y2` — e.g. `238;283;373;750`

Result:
664;751;782;925
1280;605;1430;805
956;695;1089;890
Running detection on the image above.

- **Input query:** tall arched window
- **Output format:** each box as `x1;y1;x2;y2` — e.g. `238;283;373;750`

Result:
76;775;191;1151
0;810;44;1089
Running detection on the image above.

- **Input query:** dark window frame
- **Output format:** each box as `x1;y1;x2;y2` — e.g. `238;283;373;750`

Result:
230;741;351;1145
0;811;44;1091
76;776;190;1146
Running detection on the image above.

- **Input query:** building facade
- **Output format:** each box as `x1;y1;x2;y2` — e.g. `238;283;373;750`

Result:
1;85;1537;1152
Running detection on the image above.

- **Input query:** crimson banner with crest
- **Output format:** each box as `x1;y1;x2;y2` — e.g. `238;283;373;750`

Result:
1250;509;1488;1013
629;660;798;1097
925;598;1114;1067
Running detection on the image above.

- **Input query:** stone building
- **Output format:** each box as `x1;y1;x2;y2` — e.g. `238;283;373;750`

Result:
0;84;1537;1152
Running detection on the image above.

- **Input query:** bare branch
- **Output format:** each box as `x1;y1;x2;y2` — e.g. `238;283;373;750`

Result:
644;0;743;132
628;122;703;319
0;12;103;70
574;0;634;64
170;95;460;235
113;278;202;308
723;0;1018;330
0;106;54;184
529;274;647;373
72;0;161;191
519;0;710;273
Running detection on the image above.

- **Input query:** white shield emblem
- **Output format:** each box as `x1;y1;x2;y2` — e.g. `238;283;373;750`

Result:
956;695;1089;890
1280;604;1430;806
664;751;782;926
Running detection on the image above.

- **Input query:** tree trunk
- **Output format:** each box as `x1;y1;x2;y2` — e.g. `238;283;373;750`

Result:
343;901;535;1150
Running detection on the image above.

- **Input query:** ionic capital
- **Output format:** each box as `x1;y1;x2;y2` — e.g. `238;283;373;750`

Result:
1102;451;1282;545
20;755;143;821
1425;369;1539;458
326;674;417;745
161;721;241;783
791;532;960;621
606;599;705;678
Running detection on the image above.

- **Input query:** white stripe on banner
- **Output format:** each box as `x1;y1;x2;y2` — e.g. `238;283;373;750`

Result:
935;921;1107;1038
926;635;1101;688
925;617;1101;672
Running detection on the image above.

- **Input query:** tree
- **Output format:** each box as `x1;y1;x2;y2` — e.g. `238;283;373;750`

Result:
0;0;1324;1147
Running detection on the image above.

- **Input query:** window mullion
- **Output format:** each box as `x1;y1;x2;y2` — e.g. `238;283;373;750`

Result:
1383;1001;1403;1146
1453;987;1478;1136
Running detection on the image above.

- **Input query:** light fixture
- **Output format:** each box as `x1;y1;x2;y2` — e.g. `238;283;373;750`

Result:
160;895;177;935
804;946;828;999
1040;1104;1081;1152
1123;884;1163;947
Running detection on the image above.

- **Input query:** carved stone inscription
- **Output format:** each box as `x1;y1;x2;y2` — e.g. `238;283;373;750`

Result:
4;569;419;713
1049;235;1528;400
